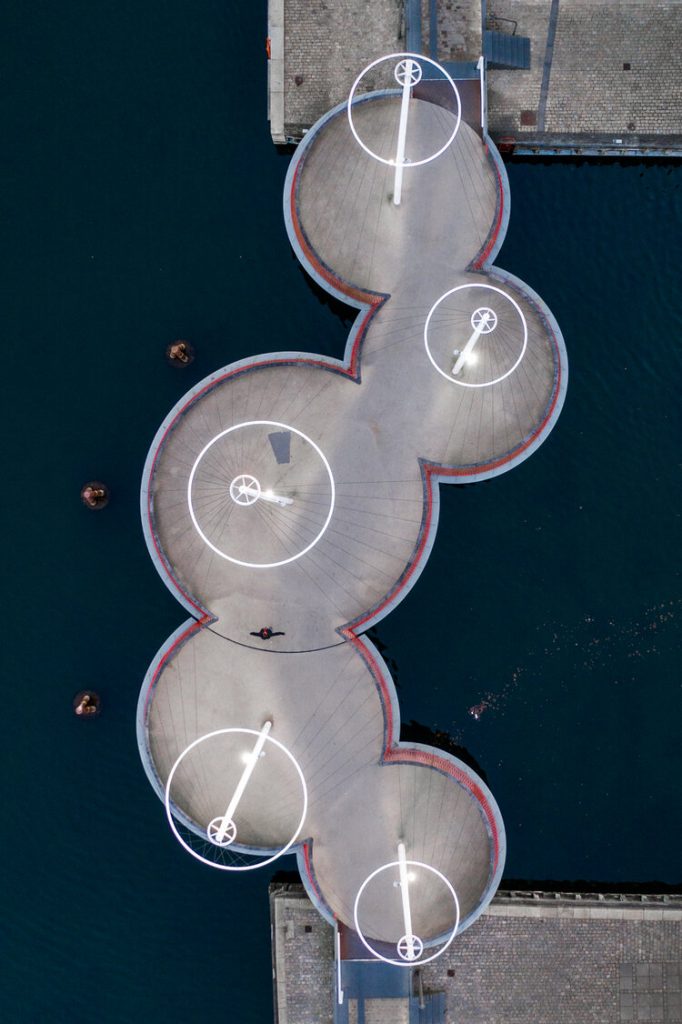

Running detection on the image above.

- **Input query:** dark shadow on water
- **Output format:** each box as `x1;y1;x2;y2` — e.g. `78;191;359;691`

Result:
291;249;358;330
366;626;401;690
270;871;682;895
400;718;489;786
506;155;682;174
501;877;682;894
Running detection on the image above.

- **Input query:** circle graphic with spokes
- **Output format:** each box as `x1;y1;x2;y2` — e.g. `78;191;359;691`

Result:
397;934;424;961
207;816;237;846
164;726;308;872
424;283;528;387
229;474;261;506
394;58;422;87
187;420;335;568
353;846;460;967
471;307;497;333
347;53;461;168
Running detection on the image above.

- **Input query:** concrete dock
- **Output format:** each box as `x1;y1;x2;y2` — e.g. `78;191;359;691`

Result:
268;0;682;155
271;882;682;1024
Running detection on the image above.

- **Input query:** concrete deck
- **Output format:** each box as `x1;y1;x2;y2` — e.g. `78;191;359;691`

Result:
140;622;504;939
271;883;682;1024
140;73;566;956
144;97;564;651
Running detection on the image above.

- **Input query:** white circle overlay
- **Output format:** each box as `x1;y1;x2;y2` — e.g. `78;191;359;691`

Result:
353;856;460;966
424;283;528;388
187;420;335;568
164;727;308;872
347;53;462;167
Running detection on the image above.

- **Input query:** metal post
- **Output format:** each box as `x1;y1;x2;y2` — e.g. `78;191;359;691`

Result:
452;310;491;375
477;55;487;137
393;60;415;206
336;928;344;1005
214;720;272;843
397;842;416;958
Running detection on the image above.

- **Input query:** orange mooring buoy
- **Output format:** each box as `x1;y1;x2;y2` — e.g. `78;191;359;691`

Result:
166;339;195;367
73;690;101;718
80;481;109;509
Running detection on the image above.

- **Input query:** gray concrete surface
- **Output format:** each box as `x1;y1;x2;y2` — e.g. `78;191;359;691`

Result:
423;891;682;1023
486;0;682;150
145;100;564;653
141;622;502;940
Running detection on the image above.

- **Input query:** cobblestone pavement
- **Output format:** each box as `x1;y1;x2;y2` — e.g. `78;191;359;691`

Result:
272;885;682;1024
424;0;482;62
282;0;404;139
486;0;550;133
271;885;334;1024
545;1;682;136
487;0;682;141
421;896;682;1023
272;1;682;149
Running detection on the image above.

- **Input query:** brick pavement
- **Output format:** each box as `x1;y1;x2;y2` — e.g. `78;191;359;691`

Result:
271;884;682;1024
420;896;682;1023
277;0;405;142
486;0;550;133
428;0;482;62
486;0;682;147
271;884;334;1024
270;0;682;152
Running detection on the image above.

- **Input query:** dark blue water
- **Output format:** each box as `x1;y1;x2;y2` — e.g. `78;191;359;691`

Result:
1;2;680;1019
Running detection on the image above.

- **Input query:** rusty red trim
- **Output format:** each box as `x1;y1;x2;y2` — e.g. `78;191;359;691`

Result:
472;156;505;270
301;839;330;908
342;468;435;635
142;617;209;719
288;159;385;380
383;746;500;872
145;356;367;614
339;630;501;872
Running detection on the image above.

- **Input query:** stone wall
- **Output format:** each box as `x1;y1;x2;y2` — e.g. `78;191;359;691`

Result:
271;884;335;1024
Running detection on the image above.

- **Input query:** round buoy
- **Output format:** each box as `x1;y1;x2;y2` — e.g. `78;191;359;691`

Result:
73;690;101;718
166;339;195;367
80;481;109;509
